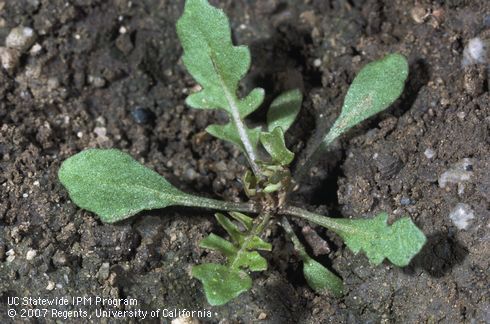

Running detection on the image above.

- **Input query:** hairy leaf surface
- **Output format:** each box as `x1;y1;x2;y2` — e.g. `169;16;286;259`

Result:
59;149;252;223
324;54;408;144
260;127;294;165
192;264;252;306
291;208;426;267
267;89;302;132
193;213;271;305
176;0;263;165
303;256;343;297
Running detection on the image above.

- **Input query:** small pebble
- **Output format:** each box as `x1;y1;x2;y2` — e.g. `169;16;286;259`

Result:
462;37;487;67
258;312;267;320
411;6;428;24
30;43;42;55
46;281;55;291
449;203;475;230
424;148;436;159
400;197;412;206
313;58;322;67
6;249;15;263
93;127;107;138
439;158;473;192
88;75;106;88
97;262;110;282
6;26;37;52
22;193;28;198
131;107;154;124
26;249;37;260
0;46;21;71
184;168;199;181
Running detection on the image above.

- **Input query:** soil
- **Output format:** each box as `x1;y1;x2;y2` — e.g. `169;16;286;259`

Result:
0;0;489;323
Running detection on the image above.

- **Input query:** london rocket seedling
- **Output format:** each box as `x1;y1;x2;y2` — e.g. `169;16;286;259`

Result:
59;0;426;306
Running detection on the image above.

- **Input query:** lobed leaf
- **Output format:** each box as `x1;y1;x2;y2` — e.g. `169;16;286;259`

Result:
333;212;426;266
229;211;253;231
260;127;294;166
206;123;261;153
192;263;252;306
177;0;263;164
293;209;427;267
193;213;271;304
324;54;408;144
267;89;302;132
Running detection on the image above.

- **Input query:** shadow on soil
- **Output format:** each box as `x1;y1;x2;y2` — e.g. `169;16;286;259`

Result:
405;231;468;278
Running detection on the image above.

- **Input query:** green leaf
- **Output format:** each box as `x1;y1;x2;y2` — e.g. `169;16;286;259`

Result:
58;149;255;223
177;0;263;170
216;213;244;244
206;123;261;153
199;215;271;271
229;212;253;231
200;233;237;258
303;256;343;297
194;213;271;305
192;263;252;306
280;217;343;297
324;54;408;144
334;213;426;266
267;89;302;132
260;127;294;165
289;208;426;267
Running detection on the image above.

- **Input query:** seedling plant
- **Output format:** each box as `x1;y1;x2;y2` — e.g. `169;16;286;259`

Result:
59;0;426;306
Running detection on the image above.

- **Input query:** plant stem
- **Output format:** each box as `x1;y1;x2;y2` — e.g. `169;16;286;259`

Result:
211;55;263;178
181;195;260;215
281;205;354;235
230;212;272;269
280;217;308;259
292;131;336;184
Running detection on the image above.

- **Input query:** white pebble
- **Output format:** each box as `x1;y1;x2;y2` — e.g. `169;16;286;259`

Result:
26;249;37;260
457;111;466;119
462;37;487;67
6;249;15;263
424;148;435;159
93;127;107;138
313;58;322;67
119;26;127;34
46;281;55;291
449;203;475;230
76;131;83;138
438;158;473;192
30;43;42;55
6;26;37;52
22;193;29;198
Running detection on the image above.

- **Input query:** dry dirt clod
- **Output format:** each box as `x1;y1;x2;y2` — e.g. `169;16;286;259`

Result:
0;47;21;72
5;26;37;52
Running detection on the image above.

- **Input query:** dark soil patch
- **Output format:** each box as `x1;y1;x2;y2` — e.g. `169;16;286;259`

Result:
0;0;489;323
